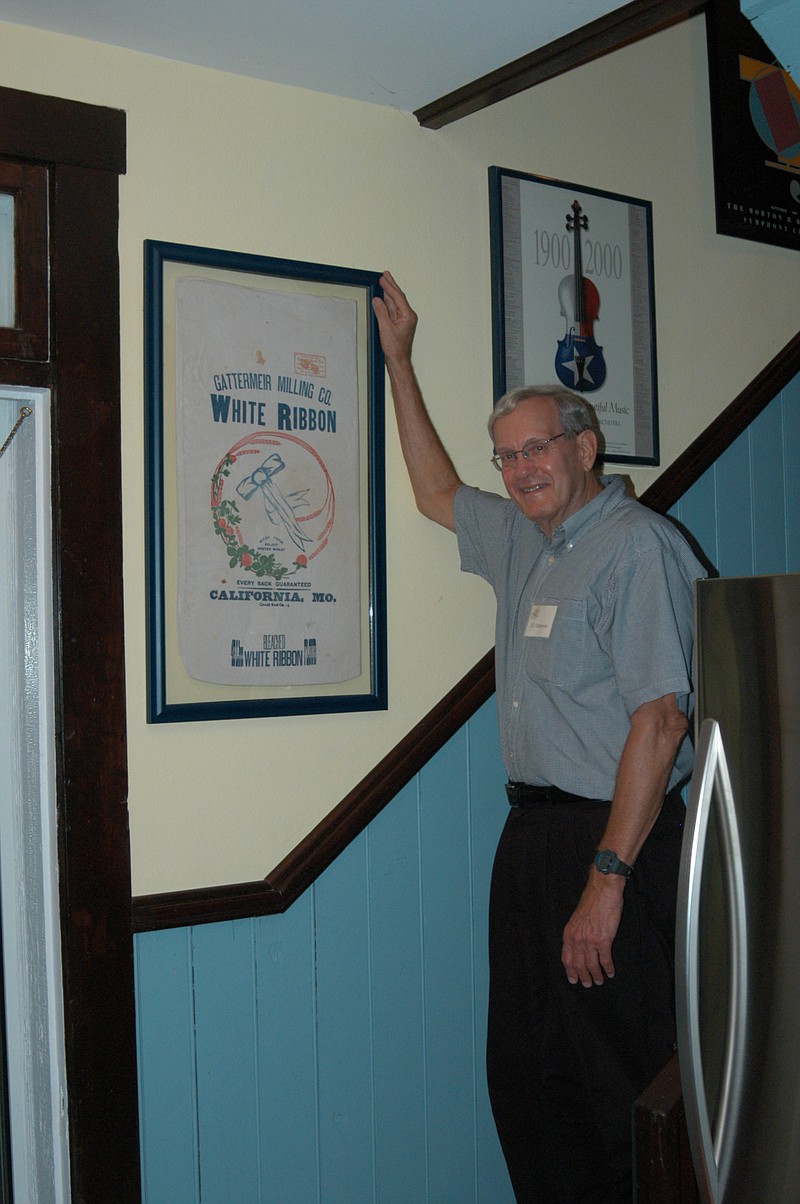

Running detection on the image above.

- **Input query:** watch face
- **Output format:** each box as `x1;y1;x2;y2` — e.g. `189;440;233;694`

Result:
596;851;614;873
595;849;632;877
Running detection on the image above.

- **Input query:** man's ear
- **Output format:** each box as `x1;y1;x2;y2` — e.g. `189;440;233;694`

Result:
577;428;598;471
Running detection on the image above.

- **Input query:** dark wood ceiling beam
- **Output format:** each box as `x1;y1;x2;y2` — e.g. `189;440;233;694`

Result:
414;0;706;129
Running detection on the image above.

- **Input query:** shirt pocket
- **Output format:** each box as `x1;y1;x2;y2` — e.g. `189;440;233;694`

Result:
523;596;586;688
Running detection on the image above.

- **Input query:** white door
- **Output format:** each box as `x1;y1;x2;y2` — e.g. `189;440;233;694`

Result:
0;388;70;1203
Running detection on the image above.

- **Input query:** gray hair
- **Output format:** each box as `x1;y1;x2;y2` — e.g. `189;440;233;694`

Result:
488;385;600;443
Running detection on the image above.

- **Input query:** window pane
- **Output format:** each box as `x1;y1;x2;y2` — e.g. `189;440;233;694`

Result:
0;194;13;328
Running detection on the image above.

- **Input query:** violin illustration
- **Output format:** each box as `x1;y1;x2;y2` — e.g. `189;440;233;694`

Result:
554;200;606;393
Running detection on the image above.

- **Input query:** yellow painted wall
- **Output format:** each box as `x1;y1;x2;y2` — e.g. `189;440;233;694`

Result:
0;17;796;893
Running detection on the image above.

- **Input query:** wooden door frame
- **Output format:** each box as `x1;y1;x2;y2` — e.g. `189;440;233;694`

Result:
0;86;139;1202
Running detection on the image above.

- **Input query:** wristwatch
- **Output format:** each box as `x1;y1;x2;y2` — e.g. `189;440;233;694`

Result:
594;849;633;878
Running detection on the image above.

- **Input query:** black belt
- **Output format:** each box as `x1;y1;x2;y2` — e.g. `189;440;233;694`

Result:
505;781;608;808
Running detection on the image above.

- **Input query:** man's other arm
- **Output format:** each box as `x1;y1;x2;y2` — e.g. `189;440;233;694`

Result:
372;272;461;532
560;692;688;988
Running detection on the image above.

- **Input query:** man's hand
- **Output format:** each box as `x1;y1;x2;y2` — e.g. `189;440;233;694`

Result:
561;872;625;987
372;271;418;365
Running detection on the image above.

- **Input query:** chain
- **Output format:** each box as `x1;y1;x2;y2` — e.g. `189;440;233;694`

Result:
0;406;33;460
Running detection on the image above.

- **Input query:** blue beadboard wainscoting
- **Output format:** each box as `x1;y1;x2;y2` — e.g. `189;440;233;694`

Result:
135;370;800;1203
135;699;514;1204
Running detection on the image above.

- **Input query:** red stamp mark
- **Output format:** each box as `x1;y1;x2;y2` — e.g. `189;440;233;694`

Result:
294;353;327;378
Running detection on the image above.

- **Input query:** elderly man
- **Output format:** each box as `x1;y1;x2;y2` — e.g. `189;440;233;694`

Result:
373;272;705;1202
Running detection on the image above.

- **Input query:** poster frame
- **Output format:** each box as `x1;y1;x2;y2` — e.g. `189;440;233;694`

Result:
489;166;660;466
144;239;386;723
705;0;800;253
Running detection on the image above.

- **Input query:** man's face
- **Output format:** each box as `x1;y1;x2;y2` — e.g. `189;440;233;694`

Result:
492;396;598;537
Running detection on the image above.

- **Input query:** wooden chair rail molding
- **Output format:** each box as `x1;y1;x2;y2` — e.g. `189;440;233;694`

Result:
132;648;495;931
131;328;800;932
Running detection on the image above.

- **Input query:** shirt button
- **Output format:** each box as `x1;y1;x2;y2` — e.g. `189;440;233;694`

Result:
547;555;555;565
512;700;519;709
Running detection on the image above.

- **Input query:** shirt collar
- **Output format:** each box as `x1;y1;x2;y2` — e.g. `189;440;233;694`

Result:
542;475;626;547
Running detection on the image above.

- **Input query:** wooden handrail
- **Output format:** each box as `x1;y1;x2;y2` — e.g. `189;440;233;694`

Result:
642;330;800;515
132;651;495;930
132;331;800;932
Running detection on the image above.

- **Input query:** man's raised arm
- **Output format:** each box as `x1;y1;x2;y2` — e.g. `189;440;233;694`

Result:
372;272;461;532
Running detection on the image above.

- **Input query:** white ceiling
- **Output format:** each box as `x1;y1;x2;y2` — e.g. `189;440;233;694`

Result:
0;0;629;112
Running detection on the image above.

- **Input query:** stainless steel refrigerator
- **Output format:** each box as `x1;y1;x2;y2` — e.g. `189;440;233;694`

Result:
677;572;800;1203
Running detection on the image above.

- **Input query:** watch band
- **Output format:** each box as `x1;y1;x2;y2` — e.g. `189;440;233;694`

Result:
594;848;633;878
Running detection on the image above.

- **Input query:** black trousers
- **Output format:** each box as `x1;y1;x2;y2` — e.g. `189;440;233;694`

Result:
486;787;684;1204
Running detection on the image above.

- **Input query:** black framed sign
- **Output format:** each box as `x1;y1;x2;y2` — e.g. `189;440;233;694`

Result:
706;0;800;252
144;240;386;722
489;167;659;466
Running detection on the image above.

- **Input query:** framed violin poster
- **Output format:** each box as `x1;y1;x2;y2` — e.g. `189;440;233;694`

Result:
489;167;659;466
144;240;387;722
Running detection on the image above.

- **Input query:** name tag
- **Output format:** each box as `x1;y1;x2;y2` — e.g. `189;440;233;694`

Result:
525;603;557;638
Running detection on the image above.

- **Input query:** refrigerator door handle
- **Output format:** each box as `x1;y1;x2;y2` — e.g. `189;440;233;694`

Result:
677;718;748;1203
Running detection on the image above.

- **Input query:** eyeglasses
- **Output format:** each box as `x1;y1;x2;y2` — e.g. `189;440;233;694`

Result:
490;432;566;471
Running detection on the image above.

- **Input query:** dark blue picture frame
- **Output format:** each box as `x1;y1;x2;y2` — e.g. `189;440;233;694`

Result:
144;239;386;722
489;166;659;467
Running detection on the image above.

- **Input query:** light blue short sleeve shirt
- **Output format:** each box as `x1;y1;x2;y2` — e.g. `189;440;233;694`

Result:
454;475;707;798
